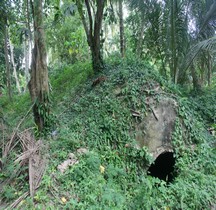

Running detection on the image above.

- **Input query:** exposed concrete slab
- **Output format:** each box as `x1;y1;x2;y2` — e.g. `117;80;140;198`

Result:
135;98;177;158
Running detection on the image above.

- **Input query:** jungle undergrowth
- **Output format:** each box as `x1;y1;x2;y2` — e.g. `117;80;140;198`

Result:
1;57;215;209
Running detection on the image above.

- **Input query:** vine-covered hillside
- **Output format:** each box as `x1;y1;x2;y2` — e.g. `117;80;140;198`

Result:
1;59;216;209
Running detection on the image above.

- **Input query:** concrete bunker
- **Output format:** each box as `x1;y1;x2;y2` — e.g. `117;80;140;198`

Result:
134;98;178;182
147;151;176;183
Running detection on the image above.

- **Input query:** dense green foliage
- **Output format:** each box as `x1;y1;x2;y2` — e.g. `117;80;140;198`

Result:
2;58;215;209
51;61;93;102
1;0;216;209
39;59;216;209
191;89;216;125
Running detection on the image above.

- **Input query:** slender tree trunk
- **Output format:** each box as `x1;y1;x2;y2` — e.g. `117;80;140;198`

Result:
77;0;105;72
200;70;204;86
103;22;109;56
3;21;12;100
26;0;33;59
158;47;167;78
24;39;29;90
8;34;21;93
207;53;212;86
170;0;178;83
92;0;105;71
119;0;125;57
28;0;49;132
23;38;31;91
137;17;145;58
91;44;103;72
24;0;31;90
191;64;201;90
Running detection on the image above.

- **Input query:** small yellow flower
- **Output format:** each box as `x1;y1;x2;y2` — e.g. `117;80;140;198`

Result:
61;197;67;204
100;165;105;174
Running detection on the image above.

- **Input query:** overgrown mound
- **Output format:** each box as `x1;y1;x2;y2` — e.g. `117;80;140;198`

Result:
1;59;216;209
45;59;215;209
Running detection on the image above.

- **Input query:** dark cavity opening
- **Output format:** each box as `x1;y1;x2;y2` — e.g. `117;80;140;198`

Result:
148;152;176;183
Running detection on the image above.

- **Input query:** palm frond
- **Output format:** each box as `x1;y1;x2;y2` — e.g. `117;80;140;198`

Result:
200;1;216;32
182;36;216;72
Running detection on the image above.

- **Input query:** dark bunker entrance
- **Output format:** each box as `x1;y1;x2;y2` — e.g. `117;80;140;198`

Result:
148;152;176;183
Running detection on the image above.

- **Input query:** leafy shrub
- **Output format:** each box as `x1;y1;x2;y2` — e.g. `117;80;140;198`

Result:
191;88;216;124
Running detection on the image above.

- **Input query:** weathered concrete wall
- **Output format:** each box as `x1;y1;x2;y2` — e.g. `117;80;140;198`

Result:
135;98;177;158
